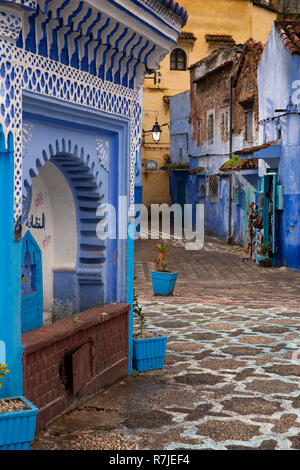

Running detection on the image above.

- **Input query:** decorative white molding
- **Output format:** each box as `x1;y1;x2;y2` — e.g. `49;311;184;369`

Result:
22;122;34;158
96;137;110;172
0;37;142;222
136;0;183;31
0;11;22;41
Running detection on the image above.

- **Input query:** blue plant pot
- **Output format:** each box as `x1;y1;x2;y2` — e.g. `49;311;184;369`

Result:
133;334;167;372
0;396;38;450
151;271;178;296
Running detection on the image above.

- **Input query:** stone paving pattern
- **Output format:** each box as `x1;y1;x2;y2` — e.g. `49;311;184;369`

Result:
134;236;300;309
32;237;300;450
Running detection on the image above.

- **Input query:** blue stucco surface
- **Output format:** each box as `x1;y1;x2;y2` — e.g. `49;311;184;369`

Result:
258;22;300;269
169;91;257;246
0;0;185;399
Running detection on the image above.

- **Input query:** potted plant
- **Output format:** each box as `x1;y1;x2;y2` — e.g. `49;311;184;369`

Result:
151;242;178;295
0;364;39;450
259;243;272;267
133;291;167;372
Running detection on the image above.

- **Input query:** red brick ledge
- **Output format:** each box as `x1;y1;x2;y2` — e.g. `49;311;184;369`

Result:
22;303;130;355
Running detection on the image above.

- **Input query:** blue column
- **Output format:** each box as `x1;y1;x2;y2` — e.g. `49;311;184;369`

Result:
0;2;34;397
0;129;23;398
126;222;134;375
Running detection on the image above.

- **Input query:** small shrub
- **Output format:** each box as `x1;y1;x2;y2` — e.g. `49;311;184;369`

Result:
133;290;146;336
154;242;170;272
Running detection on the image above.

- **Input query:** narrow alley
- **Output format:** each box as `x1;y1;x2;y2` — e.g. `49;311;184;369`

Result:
32;236;300;450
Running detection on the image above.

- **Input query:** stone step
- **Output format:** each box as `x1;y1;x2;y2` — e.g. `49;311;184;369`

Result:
77;191;101;199
79;259;105;267
70;174;94;181
80;242;105;252
79;211;103;221
78;200;102;209
73;181;98;189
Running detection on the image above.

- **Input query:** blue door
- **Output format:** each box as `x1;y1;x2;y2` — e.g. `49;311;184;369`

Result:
21;232;43;333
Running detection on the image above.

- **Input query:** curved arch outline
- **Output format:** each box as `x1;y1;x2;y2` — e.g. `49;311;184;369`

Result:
23;137;107;312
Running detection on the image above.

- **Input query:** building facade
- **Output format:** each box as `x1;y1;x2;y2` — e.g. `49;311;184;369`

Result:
170;39;263;245
142;0;277;210
249;17;300;269
0;0;185;427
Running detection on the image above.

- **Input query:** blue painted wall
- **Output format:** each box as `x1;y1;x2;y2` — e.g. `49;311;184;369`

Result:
0;130;23;398
127;222;134;375
169;91;257;245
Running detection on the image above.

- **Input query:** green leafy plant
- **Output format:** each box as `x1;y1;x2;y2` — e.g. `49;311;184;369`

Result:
154;242;170;272
133;290;146;336
222;155;244;169
0;364;9;389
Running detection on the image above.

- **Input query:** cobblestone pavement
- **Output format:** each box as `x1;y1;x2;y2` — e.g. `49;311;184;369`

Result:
32;237;300;450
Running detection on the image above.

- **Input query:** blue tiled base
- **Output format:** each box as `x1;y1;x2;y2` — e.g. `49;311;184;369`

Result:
0;396;38;450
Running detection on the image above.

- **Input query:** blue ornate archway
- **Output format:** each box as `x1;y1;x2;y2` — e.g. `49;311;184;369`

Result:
22;120;115;312
0;0;186;396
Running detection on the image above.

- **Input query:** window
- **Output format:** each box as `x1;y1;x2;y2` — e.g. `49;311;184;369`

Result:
179;147;183;162
198;180;206;201
207;113;214;143
233;186;241;205
245;109;253;142
170;48;187;71
221;107;229;142
208;175;219;202
197;119;202;146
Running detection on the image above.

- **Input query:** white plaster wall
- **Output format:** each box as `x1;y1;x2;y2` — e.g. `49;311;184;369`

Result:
23;162;77;316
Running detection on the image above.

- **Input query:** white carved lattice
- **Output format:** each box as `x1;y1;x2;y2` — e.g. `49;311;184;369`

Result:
96;138;110;172
22;122;34;158
137;0;183;31
0;37;141;223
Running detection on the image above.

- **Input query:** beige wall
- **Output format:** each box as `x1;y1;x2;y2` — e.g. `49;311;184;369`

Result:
142;0;277;208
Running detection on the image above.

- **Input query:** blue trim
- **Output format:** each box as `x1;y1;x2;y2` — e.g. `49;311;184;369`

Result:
103;0;177;44
121;0;183;33
0;128;23;399
236;144;282;160
254;144;282;159
22;93;131;307
67;1;84;27
86;12;102;36
57;0;72;19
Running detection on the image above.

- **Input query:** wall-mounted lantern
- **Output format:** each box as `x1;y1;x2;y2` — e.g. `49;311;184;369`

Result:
143;119;170;144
